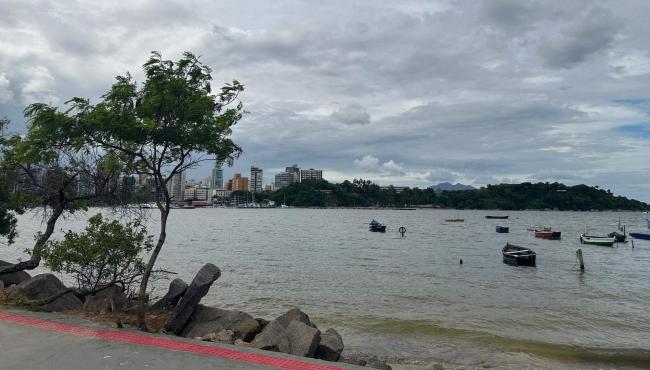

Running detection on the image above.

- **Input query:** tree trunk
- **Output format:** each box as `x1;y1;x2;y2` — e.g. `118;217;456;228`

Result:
0;204;65;275
136;207;169;330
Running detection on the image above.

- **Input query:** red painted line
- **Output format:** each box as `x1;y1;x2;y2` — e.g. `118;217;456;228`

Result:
0;311;346;370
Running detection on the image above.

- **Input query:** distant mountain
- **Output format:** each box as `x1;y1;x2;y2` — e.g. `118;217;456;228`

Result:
429;182;475;192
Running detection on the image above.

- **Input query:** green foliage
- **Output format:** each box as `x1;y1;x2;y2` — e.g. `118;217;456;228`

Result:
42;214;153;293
266;180;647;210
0;117;22;244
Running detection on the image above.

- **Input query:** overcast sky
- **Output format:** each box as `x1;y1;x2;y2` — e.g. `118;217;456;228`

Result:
2;0;650;200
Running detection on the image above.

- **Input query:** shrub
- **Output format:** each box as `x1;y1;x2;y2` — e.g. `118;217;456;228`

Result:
42;213;153;294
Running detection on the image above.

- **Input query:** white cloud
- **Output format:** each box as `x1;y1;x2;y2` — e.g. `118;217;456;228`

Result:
20;66;57;105
330;103;371;125
353;155;380;171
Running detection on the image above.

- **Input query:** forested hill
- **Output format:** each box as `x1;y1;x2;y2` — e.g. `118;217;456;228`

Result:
259;179;648;210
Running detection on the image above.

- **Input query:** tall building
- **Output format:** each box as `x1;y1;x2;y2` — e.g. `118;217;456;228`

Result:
274;172;295;190
286;164;300;182
300;168;323;182
250;166;263;193
211;164;223;189
231;173;249;191
167;171;186;203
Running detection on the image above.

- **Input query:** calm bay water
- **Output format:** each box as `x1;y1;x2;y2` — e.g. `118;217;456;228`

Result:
5;208;650;369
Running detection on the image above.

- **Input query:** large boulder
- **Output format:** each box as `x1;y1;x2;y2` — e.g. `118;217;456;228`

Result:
0;260;31;287
315;328;344;361
253;320;291;353
83;285;127;313
164;263;221;335
286;320;320;357
150;278;188;311
181;305;261;341
276;308;316;329
10;274;82;312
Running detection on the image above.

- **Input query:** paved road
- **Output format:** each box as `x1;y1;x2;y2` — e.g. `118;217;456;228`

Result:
0;309;360;370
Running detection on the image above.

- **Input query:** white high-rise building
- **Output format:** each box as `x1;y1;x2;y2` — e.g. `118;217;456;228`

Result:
167;171;186;203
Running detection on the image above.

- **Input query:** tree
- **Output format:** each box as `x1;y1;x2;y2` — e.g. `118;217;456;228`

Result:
0;111;120;276
41;213;153;295
66;51;244;329
0;117;21;244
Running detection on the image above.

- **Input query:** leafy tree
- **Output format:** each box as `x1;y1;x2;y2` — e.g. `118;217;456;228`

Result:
0;112;120;277
0;117;21;244
42;213;153;295
65;51;244;329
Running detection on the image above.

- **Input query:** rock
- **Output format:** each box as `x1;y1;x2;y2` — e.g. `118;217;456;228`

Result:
0;260;31;287
340;352;392;370
164;263;221;335
286;320;320;357
255;317;270;330
315;328;344;361
234;339;251;347
10;274;82;312
213;329;236;344
83;285;126;313
276;308;315;329
253;320;291;353
181;305;261;341
150;278;188;311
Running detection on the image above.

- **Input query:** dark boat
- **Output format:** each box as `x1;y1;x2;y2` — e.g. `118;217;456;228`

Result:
495;225;509;233
608;231;627;243
369;219;386;232
486;215;509;219
535;229;561;240
502;243;536;266
629;232;650;240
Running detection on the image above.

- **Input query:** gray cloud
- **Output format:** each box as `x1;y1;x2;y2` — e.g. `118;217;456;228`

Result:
331;103;371;125
539;7;623;68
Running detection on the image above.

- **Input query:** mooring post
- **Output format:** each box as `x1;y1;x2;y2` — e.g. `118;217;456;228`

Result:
576;249;585;271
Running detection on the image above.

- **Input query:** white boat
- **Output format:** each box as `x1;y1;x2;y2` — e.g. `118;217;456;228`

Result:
580;234;616;247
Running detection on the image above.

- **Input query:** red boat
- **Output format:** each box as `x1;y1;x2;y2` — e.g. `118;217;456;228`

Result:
535;229;561;240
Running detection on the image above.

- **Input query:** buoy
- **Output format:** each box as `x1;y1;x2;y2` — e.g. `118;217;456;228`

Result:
459;258;463;265
398;226;406;236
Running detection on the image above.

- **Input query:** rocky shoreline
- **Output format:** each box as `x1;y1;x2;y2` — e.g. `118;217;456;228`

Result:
0;261;393;369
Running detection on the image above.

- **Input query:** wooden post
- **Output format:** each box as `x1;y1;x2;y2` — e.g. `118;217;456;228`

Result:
576;249;585;271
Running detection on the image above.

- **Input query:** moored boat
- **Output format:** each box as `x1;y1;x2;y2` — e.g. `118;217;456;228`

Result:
534;229;561;239
495;225;509;233
486;215;508;219
647;220;650;228
369;219;386;232
608;231;627;243
445;218;464;222
502;243;536;266
580;234;616;247
629;232;650;240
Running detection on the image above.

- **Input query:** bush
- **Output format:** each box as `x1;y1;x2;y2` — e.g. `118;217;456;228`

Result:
42;213;153;294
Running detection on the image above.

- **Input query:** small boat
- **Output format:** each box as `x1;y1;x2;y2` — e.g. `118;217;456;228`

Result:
629;232;650;240
580;234;616;247
502;243;536;266
495;225;509;233
445;218;464;222
486;215;508;219
647;220;650;228
369;219;386;232
534;229;561;240
608;231;627;243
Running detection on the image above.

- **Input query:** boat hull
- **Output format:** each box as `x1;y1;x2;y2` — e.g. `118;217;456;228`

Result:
502;244;536;267
608;232;627;243
630;232;650;240
534;230;561;240
369;225;386;232
495;226;509;233
486;216;508;219
580;234;615;247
